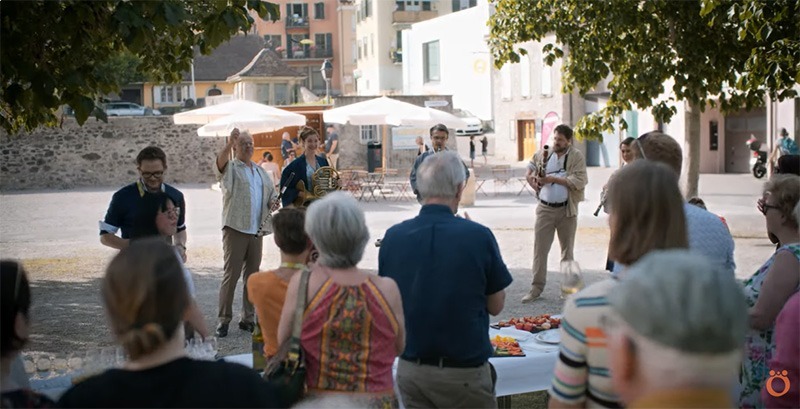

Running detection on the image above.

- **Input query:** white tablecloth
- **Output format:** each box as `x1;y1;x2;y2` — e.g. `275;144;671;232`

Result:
224;327;559;397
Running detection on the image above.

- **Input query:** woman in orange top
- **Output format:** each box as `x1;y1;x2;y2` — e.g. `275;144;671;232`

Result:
247;208;311;358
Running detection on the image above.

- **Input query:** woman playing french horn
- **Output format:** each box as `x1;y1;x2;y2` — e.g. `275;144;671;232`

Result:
280;126;331;208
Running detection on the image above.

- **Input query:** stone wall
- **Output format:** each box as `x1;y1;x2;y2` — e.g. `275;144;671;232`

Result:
333;95;456;173
0;117;225;191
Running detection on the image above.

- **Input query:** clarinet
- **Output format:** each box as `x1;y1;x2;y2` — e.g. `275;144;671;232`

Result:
593;190;607;217
255;172;295;237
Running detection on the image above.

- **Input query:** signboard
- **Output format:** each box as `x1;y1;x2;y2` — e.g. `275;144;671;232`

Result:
541;111;560;148
392;126;426;150
424;100;449;108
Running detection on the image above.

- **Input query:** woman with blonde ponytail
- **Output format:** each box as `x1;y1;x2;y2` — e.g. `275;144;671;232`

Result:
59;239;282;408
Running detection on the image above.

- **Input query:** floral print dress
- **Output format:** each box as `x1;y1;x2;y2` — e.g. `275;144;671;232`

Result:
739;243;800;409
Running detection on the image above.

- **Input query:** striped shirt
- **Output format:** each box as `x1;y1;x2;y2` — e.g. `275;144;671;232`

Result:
549;279;622;408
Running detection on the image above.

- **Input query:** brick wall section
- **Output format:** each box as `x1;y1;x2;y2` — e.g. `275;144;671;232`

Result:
0;117;224;191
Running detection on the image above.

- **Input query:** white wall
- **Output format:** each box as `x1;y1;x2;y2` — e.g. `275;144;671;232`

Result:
402;1;492;120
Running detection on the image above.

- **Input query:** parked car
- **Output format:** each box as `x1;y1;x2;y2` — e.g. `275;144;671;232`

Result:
454;110;484;136
104;101;161;116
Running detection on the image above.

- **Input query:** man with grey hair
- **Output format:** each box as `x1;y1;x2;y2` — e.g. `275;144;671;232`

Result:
213;128;278;337
379;151;512;408
606;250;747;408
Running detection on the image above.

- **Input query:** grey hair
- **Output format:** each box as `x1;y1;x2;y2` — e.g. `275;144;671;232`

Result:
417;151;466;200
608;249;747;354
305;192;369;269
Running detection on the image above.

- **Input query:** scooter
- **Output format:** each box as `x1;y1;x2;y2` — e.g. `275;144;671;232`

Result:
746;137;767;179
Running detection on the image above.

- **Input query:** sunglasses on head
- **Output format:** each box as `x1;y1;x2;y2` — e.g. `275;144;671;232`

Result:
634;132;654;160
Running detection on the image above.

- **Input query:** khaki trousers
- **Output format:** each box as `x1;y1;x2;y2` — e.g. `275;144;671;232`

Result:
532;203;577;290
327;153;339;170
396;359;497;408
219;227;262;324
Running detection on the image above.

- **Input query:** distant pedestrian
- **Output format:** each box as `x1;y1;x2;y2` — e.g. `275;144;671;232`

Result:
324;124;339;170
415;136;430;156
480;135;488;164
469;135;476;168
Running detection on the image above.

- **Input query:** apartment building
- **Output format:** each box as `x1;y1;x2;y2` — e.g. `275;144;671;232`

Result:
253;0;346;98
354;0;468;95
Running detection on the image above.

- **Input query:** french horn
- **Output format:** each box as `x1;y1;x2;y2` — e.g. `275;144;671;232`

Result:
294;166;341;207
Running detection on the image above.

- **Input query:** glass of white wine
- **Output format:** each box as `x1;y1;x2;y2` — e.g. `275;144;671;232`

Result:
560;260;584;299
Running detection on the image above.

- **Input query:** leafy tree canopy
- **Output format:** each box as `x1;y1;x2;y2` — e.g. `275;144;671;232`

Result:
488;0;800;141
1;0;279;134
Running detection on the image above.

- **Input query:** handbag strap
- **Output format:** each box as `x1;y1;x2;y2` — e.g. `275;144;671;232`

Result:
286;268;310;365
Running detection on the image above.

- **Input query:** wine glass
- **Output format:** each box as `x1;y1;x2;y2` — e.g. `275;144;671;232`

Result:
67;352;83;373
560;260;585;299
203;337;218;360
22;354;36;377
115;346;127;367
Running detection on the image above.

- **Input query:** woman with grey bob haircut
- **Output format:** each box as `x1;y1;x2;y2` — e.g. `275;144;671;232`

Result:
417;151;467;200
305;191;370;268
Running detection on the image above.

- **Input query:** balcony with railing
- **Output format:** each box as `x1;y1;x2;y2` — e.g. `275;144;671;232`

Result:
392;10;438;25
389;48;402;64
286;47;334;60
286;16;310;28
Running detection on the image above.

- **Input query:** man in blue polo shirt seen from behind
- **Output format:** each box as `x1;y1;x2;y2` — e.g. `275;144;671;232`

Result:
379;151;512;408
99;146;187;260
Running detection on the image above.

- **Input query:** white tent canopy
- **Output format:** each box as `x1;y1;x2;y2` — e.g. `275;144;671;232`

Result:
173;100;306;136
323;96;424;126
398;107;468;129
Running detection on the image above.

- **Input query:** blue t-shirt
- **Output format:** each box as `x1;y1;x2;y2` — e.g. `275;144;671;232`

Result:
378;204;513;365
99;181;186;239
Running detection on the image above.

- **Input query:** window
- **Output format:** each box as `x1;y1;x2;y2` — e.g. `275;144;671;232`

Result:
365;0;372;17
500;65;511;100
314;2;325;19
154;85;189;104
287;34;310;58
370;34;375;56
311;69;326;92
287;3;309;18
274;83;290;105
360;125;378;144
352;40;357;63
357;39;362;59
520;56;531;98
541;61;553;96
423;41;440;83
452;0;477;10
256;84;271;104
315;33;333;57
422;0;432;11
264;35;281;51
397;0;421;11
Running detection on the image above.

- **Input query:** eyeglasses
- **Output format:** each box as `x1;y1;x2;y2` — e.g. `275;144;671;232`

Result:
761;204;781;216
162;207;181;218
141;171;164;179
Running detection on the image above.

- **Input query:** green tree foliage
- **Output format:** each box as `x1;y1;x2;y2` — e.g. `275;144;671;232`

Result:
488;0;798;196
1;0;279;134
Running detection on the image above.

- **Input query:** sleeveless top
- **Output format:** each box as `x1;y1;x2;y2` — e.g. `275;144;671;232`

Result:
301;277;399;394
739;243;800;409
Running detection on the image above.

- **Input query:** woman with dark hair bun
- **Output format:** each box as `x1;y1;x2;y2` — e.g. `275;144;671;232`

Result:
59;239;282;408
131;192;208;340
1;260;57;408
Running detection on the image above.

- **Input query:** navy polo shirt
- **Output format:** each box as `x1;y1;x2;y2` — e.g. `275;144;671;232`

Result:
378;204;512;365
99;181;186;239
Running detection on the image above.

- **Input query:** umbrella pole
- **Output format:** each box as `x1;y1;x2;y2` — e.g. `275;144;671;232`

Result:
382;124;388;172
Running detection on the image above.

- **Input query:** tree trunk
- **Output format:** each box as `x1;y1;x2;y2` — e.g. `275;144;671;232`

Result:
682;100;701;199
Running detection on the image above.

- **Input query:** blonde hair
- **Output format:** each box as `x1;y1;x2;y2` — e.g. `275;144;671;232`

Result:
608;161;688;265
764;174;800;228
103;238;189;360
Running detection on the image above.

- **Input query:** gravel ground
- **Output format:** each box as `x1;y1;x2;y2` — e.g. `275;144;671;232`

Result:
1;166;772;361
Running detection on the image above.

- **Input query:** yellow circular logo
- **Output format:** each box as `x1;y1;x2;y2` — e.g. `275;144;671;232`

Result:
473;59;487;74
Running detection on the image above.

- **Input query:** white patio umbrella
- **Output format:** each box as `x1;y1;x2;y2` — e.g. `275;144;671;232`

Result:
196;112;305;137
397;107;469;129
322;96;423;126
173;100;306;132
